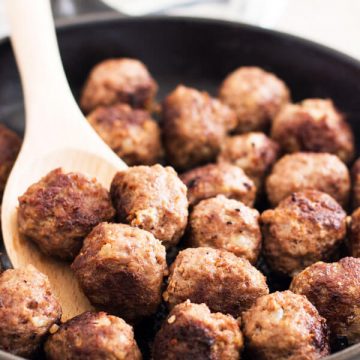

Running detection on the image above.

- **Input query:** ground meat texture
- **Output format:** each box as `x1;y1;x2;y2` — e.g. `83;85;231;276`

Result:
161;85;236;170
242;291;330;360
218;132;280;190
110;164;188;248
0;265;62;358
18;168;115;261
290;257;360;345
163;247;269;317
45;311;142;360
351;158;360;209
153;301;243;360
80;58;158;113
261;190;347;276
87;104;163;166
188;195;261;264
180;163;256;208
219;67;290;133
350;208;360;257
266;152;350;208
72;223;167;322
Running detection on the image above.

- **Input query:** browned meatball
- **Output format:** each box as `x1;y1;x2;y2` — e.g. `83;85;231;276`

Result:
350;208;360;257
351;157;360;209
72;223;167;322
242;291;330;360
163;247;269;317
219;67;290;133
271;99;354;163
0;265;62;358
290;257;360;345
162;85;236;170
80;58;158;113
218;132;280;189
153;301;243;360
261;190;346;276
87;103;163;166
18;168;115;260
188;195;261;264
180;163;256;208
45;311;142;360
266;152;350;207
110;164;188;248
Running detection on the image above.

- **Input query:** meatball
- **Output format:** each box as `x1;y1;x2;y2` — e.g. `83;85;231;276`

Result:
162;85;236;170
351;157;360;209
261;190;347;276
45;311;142;360
180;163;256;208
0;124;21;199
242;291;330;360
163;247;269;317
290;257;360;345
110;164;188;248
350;208;360;257
80;58;158;113
0;265;62;358
218;132;280;189
87;103;163;166
72;223;167;322
153;301;243;360
219;66;290;133
18;168;115;260
266;152;350;207
188;195;261;264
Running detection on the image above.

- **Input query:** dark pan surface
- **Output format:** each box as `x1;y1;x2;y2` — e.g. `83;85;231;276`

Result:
0;14;360;360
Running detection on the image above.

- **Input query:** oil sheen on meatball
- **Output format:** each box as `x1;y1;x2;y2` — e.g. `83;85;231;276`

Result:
153;301;243;360
18;168;115;260
242;291;330;360
351;158;360;209
163;247;269;317
261;190;347;276
350;208;360;258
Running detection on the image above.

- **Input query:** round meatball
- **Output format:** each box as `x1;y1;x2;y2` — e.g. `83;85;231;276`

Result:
351;157;360;209
242;291;330;360
163;247;269;317
87;103;163;166
188;195;261;264
18;168;115;260
0;265;62;358
180;163;256;208
72;223;167;322
153;301;243;360
162;85;236;170
80;58;158;113
290;257;360;345
261;190;347;276
45;311;142;360
219;66;290;133
218;132;280;189
271;99;354;163
110;164;188;248
350;208;360;257
266;152;350;207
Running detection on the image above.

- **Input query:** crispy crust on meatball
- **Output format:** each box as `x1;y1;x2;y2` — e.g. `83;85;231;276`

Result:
266;152;350;207
110;164;188;248
45;311;142;360
72;223;167;322
87;104;163;166
219;67;290;133
350;208;360;257
188;195;261;264
180;163;256;208
153;301;243;360
18;168;115;260
0;266;62;358
162;85;236;170
242;291;330;360
80;58;158;113
290;257;360;345
163;247;269;317
351;158;360;209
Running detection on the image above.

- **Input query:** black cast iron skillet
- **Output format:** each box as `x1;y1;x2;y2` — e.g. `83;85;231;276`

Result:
0;13;360;360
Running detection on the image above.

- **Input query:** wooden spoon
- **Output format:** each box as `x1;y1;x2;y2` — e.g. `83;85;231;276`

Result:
1;0;127;320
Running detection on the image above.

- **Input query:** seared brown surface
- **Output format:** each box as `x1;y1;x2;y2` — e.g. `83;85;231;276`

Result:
18;168;115;260
350;207;360;257
351;158;360;209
